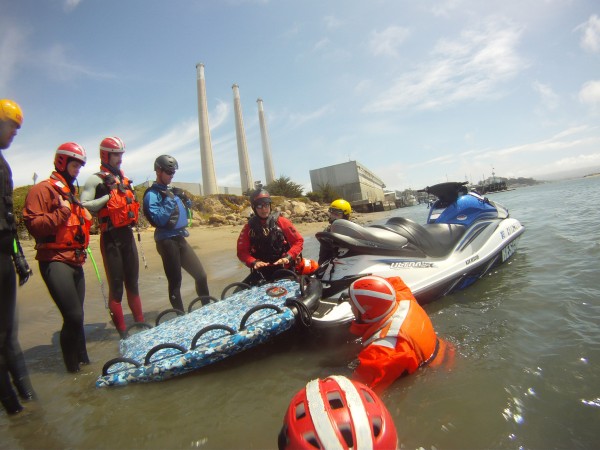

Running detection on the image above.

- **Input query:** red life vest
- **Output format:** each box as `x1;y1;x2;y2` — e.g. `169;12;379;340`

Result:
96;171;140;232
35;174;91;254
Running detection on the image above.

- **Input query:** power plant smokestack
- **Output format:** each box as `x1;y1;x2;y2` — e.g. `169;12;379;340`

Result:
232;84;254;193
196;63;218;195
257;98;275;185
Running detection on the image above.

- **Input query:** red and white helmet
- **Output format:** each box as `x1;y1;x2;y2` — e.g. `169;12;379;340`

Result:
54;142;87;172
349;276;397;323
99;136;125;164
279;375;398;450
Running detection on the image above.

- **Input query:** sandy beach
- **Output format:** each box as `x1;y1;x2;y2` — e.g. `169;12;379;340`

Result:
12;209;396;365
14;220;330;351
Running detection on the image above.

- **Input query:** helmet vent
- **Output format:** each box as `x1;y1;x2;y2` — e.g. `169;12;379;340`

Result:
362;390;375;403
305;434;320;449
294;403;306;420
338;425;354;448
371;417;383;437
326;391;345;409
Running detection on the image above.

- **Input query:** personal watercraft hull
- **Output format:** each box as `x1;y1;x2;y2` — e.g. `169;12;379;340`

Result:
312;189;525;328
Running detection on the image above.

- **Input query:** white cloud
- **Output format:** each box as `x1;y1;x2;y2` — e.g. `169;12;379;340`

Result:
323;15;342;30
287;105;334;129
578;80;600;107
64;0;82;12
533;80;559;110
0;21;28;90
577;14;600;54
35;44;115;81
368;26;410;57
365;17;525;112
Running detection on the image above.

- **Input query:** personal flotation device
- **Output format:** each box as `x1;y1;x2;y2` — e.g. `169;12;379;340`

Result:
96;170;139;232
142;185;191;230
248;213;291;264
35;174;91;256
361;298;438;365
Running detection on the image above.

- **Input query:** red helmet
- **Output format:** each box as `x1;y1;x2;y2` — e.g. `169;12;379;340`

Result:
295;258;319;275
54;142;87;172
279;375;398;450
349;276;397;323
99;136;125;164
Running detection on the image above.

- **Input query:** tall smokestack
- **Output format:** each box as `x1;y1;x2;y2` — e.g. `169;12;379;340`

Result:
257;98;275;185
196;63;218;195
232;84;254;193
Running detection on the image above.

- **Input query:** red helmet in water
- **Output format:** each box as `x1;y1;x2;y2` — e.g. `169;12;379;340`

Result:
349;276;397;323
278;375;398;450
99;136;125;164
54;142;87;172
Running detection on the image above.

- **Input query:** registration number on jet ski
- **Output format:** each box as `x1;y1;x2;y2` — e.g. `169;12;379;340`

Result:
501;240;518;262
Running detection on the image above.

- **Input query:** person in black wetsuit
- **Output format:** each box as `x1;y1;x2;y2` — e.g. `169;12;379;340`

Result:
0;99;36;415
23;143;92;374
80;137;144;338
142;155;210;312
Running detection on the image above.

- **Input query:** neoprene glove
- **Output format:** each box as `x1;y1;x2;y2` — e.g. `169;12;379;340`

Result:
172;188;192;207
12;249;33;286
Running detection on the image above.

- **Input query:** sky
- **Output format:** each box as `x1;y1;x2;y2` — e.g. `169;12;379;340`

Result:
2;0;600;193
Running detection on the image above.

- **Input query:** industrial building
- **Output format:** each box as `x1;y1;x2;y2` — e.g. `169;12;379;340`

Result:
309;161;393;212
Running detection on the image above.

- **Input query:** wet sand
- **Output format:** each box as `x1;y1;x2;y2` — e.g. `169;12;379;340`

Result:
15;220;334;353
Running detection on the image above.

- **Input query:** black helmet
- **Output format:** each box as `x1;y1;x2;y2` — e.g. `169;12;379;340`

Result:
250;188;272;209
154;155;178;172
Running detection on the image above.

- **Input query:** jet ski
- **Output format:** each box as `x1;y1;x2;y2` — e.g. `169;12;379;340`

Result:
312;181;525;327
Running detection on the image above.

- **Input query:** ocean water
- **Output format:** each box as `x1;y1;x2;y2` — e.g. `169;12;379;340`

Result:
2;177;599;449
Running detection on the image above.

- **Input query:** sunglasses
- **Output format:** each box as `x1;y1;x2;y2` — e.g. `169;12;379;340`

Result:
256;203;271;209
162;169;175;176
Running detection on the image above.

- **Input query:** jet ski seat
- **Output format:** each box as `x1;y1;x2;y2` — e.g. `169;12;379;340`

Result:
373;217;466;258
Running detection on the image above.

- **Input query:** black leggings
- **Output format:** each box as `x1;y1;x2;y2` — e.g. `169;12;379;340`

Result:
0;250;33;405
100;227;140;300
39;261;88;373
156;236;209;312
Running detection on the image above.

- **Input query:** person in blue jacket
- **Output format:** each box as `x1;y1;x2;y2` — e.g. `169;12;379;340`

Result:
142;155;210;312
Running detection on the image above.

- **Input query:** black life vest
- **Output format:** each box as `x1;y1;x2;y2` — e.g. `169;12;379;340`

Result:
248;212;290;263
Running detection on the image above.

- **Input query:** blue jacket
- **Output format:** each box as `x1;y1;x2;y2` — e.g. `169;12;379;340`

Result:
142;183;190;241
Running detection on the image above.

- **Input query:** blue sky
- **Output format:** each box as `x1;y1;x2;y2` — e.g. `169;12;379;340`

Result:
2;0;599;192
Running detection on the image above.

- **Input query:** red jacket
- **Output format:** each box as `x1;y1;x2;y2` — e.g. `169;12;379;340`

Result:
237;214;303;268
23;173;91;266
350;276;454;393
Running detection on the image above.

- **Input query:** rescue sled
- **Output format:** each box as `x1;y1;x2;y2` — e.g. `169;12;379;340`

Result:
96;275;321;387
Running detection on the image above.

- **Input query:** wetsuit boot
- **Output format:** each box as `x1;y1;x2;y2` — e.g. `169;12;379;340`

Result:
7;352;37;400
126;292;145;323
108;299;127;338
1;393;23;415
13;377;36;401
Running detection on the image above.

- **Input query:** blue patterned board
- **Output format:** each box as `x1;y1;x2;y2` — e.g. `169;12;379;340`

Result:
96;279;301;388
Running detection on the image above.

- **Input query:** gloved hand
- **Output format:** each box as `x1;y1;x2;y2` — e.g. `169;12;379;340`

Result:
172;188;192;207
104;174;117;190
12;252;33;286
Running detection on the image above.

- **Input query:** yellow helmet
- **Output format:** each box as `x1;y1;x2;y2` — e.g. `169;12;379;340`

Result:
0;99;24;127
329;198;351;219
